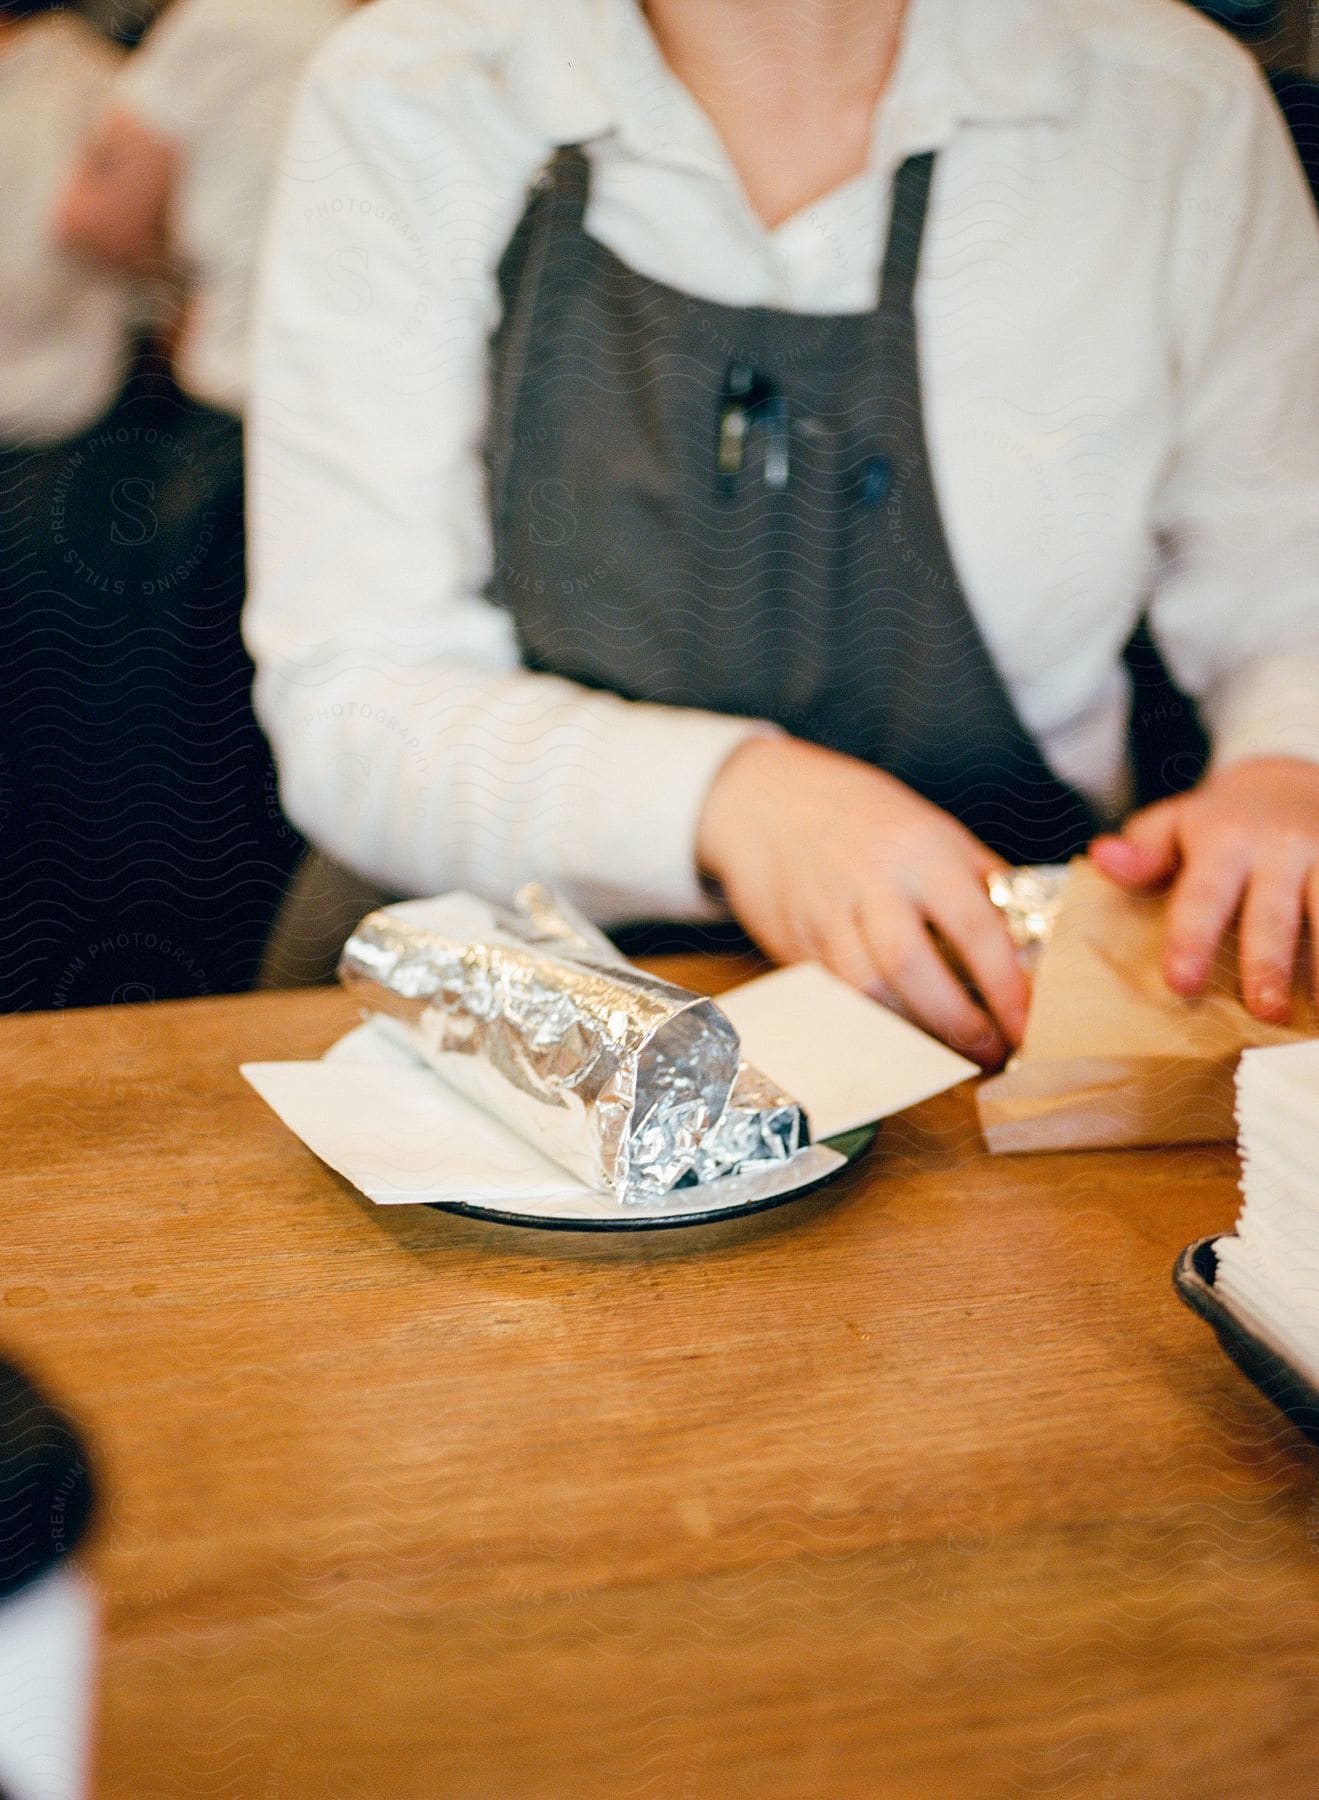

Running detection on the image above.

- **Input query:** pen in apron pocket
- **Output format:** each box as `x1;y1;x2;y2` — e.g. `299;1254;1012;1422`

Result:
717;363;790;495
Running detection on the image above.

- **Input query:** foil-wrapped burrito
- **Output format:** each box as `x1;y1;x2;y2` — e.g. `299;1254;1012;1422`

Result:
986;864;1071;968
338;886;807;1200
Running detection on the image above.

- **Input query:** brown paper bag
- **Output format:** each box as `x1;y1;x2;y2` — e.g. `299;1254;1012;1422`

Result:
977;859;1317;1153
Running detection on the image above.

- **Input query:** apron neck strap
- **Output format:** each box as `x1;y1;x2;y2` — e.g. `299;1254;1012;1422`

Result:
877;151;937;315
543;143;593;231
543;143;935;318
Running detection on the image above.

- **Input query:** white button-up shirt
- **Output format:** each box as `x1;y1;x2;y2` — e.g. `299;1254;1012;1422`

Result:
246;0;1319;923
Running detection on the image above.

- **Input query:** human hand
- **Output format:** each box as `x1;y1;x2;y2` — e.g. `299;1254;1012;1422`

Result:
696;737;1029;1067
1091;756;1319;1022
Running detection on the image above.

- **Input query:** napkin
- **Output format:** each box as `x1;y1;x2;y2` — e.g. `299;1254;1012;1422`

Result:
717;962;979;1138
1212;1042;1319;1382
978;859;1317;1153
242;961;976;1218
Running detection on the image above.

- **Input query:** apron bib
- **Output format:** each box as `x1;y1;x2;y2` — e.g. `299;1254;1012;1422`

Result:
485;145;1100;866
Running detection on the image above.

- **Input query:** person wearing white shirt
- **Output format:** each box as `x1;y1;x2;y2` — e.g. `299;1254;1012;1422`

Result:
247;0;1319;1065
57;0;351;417
49;0;350;635
0;0;130;451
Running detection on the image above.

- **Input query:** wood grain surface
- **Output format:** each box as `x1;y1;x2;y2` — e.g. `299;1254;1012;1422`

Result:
1;959;1316;1800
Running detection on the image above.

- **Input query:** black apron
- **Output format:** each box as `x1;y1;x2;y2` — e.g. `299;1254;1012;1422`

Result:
485;145;1102;871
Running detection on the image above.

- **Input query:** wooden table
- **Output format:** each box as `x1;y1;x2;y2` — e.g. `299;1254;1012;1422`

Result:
2;962;1317;1799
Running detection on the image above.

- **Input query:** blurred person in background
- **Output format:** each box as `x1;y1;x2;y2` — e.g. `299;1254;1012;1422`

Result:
58;0;352;431
0;0;348;1012
0;0;131;460
246;0;1319;1066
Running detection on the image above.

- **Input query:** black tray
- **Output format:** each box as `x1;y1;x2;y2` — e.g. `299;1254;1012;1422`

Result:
1173;1236;1319;1448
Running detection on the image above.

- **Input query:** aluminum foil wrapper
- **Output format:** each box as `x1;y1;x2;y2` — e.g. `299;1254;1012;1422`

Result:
986;865;1072;968
338;886;806;1201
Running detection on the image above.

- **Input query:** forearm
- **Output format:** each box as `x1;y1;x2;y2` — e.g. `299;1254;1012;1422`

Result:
251;646;763;924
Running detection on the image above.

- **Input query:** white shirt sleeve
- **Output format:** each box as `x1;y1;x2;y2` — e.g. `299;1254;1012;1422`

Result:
113;0;350;413
114;0;251;142
115;0;340;143
1148;53;1319;770
244;30;764;922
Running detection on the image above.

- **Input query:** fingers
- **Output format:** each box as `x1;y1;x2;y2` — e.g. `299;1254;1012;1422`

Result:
851;904;1009;1069
1091;799;1182;891
806;901;885;995
923;877;1031;1047
1239;859;1307;1023
1164;842;1250;996
1309;871;1319;1010
1089;836;1143;886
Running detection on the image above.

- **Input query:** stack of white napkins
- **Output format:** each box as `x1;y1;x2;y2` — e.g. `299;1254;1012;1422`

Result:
242;963;977;1222
1214;1042;1319;1383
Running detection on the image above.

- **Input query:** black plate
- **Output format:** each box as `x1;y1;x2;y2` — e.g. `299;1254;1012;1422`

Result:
426;1124;878;1233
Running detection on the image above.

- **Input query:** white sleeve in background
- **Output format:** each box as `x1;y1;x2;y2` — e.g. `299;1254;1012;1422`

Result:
244;25;765;924
1147;53;1319;770
113;0;350;416
112;0;232;140
114;0;343;145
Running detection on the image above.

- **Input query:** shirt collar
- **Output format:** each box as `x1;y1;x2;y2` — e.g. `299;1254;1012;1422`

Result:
505;0;1083;168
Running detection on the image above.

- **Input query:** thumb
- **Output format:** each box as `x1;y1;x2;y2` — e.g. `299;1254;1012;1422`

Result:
1091;800;1182;891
